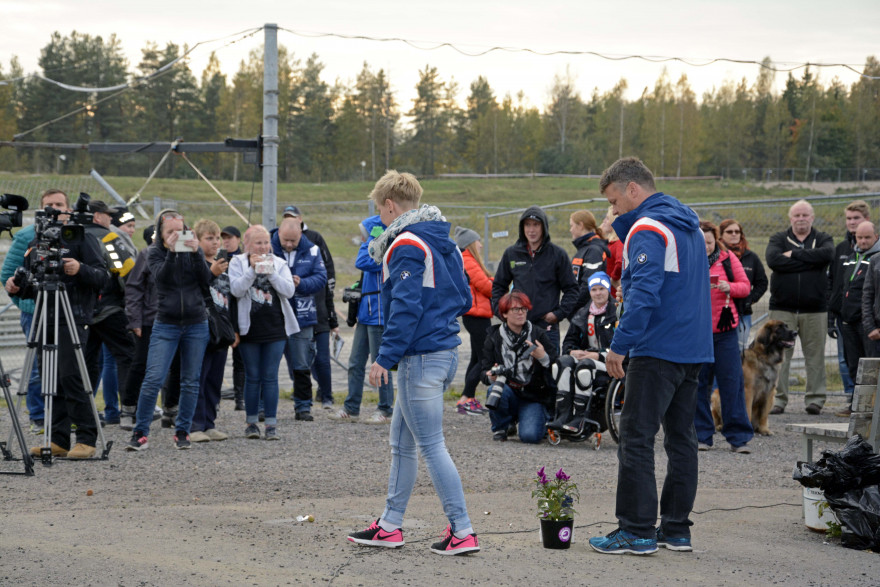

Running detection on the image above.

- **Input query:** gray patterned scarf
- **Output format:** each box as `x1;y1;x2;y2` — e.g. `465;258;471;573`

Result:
368;204;445;264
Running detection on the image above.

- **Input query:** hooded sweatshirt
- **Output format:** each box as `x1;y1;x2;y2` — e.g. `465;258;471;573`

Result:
375;217;472;369
491;206;578;323
610;193;713;363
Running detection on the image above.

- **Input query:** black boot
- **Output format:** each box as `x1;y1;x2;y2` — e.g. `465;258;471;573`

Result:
547;389;574;431
562;393;590;433
233;371;245;411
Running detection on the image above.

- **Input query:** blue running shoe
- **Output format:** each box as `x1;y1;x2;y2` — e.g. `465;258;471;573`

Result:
589;528;658;555
656;527;692;551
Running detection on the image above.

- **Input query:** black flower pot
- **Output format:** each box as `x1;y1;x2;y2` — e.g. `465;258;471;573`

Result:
540;518;574;549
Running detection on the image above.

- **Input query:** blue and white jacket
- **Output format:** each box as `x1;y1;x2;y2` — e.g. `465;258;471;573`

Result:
270;229;327;328
610;192;713;364
375;220;472;369
355;215;386;327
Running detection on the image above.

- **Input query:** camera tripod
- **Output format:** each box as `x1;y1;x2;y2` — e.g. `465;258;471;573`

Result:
0;354;34;475
6;280;112;465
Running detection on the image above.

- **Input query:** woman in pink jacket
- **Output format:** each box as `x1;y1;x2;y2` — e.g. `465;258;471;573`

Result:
695;221;754;453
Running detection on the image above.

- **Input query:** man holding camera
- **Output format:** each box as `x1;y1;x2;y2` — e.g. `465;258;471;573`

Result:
2;188;70;433
83;200;136;425
5;193;109;459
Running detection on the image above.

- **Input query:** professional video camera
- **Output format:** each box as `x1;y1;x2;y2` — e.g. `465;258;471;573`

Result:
14;192;92;286
0;193;29;236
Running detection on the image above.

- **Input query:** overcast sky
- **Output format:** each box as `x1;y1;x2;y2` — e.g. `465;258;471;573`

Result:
2;0;878;111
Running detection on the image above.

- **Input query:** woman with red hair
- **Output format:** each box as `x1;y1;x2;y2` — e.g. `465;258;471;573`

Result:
479;291;558;443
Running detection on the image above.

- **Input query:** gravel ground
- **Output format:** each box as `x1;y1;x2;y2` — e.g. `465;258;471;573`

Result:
2;326;879;585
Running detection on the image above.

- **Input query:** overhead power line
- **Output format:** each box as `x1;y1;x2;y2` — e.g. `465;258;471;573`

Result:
279;27;880;80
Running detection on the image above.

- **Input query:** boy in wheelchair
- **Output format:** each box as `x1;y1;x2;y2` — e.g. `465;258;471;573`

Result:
548;272;617;444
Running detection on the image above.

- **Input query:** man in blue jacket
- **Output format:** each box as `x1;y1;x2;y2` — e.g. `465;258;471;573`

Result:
347;170;480;555
329;214;395;424
271;217;327;420
589;157;712;556
2;188;70;433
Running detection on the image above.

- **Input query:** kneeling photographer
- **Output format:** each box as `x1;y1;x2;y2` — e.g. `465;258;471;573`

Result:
5;193;109;459
480;290;557;443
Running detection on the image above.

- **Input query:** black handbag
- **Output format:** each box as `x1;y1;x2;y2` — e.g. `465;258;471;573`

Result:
206;302;235;352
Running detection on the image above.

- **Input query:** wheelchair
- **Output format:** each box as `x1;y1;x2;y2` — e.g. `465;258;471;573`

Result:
547;356;625;450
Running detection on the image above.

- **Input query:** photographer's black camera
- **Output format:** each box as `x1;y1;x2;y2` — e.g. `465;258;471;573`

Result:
485;365;508;411
342;287;362;304
0;193;29;236
22;192;93;284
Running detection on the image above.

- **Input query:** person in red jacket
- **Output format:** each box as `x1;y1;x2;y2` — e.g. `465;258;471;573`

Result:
694;221;754;453
599;206;623;299
454;226;492;415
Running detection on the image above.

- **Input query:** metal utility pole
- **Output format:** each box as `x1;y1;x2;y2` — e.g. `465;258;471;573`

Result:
262;23;279;229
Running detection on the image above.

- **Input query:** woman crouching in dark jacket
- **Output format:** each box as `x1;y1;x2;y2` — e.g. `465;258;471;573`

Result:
480;291;558;443
548;272;616;438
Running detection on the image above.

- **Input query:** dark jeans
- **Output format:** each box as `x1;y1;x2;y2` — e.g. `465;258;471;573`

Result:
487;385;548;444
616;356;700;539
840;320;878;389
46;322;97;449
193;347;228;432
695;330;754;448
85;313;134;413
311;330;333;404
461;315;491;399
123;324;152;407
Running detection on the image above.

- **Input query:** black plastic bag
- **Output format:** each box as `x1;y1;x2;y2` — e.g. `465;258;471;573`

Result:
793;435;880;551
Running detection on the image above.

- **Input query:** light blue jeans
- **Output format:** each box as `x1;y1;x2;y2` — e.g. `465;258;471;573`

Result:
19;312;44;422
736;314;752;352
345;323;394;416
134;320;209;436
382;350;472;534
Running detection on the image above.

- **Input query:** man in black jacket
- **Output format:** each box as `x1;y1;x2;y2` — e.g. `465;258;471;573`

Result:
826;200;869;411
491;206;578;353
766;200;834;415
8;209;109;459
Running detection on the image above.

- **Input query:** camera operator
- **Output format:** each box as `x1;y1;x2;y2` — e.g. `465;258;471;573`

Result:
2;188;69;433
5;196;109;459
82;200;136;425
480;290;557;443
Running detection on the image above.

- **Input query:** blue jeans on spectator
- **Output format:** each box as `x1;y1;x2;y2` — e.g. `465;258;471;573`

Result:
134;320;209;436
736;314;752;352
97;345;120;421
616;356;701;539
19;312;44;422
487;385;549;444
194;347;228;432
345;323;394;416
381;350;472;534
695;330;754;449
311;330;333;404
240;339;286;426
284;326;315;413
836;322;855;397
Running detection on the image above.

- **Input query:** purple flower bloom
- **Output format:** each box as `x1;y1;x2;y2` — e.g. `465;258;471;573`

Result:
556;468;570;481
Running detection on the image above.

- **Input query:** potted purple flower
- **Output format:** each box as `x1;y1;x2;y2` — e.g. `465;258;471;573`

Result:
532;466;579;549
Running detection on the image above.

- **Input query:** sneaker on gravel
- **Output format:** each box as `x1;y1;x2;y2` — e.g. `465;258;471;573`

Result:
730;444;751;454
174;430;191;450
347;520;404;548
656;528;693;551
67;443;96;459
464;398;486;415
698;442;710;451
125;431;149;452
264;426;280;441
328;409;358;423
205;428;228;441
119;414;134;431
430;525;480;556
322;401;334;410
245;423;261;439
29;420;45;435
589;528;658;555
295;411;314;422
190;431;210;443
365;411;390;424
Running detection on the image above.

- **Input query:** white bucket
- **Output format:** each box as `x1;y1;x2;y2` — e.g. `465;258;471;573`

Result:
803;486;840;532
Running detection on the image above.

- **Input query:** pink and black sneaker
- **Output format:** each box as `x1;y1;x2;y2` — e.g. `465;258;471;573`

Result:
430;525;480;556
347;520;404;548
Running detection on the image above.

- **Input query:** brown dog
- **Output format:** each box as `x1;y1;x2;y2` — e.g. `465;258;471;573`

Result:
711;319;797;435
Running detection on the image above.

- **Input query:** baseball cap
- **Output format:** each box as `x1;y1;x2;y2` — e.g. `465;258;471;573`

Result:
282;205;302;218
220;226;241;239
88;200;111;214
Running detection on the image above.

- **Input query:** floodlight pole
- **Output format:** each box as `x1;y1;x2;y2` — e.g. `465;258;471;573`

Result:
262;23;279;229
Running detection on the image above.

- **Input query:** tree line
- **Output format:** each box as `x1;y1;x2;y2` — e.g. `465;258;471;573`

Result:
1;31;879;183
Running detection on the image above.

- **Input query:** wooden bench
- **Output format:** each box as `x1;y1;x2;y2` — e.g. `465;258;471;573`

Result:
786;422;850;463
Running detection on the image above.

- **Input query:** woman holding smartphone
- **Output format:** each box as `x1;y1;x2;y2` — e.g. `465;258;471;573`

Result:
126;209;213;452
229;225;298;440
